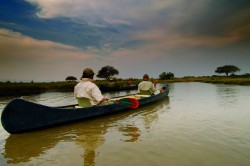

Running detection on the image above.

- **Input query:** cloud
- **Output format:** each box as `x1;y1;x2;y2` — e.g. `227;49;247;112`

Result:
0;28;96;81
25;0;179;26
0;28;94;60
126;26;247;56
9;0;250;52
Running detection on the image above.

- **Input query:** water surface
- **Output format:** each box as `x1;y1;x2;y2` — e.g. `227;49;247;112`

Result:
0;83;250;166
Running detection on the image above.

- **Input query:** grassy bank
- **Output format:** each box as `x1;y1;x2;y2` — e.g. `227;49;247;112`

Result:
200;77;250;85
0;82;77;97
0;80;140;97
159;77;250;85
1;77;249;97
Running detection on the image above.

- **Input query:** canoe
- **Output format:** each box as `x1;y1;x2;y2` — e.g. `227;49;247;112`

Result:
1;85;169;134
99;84;138;92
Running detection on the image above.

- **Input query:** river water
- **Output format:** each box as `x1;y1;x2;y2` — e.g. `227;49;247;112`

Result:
0;83;250;166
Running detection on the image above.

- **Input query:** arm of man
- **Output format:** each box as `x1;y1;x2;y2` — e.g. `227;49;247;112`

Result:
91;84;109;103
150;82;156;92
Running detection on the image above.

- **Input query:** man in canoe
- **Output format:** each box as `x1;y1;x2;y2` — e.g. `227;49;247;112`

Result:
74;68;110;107
153;86;166;95
138;74;156;95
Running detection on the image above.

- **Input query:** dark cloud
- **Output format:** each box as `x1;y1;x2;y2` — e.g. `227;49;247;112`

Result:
0;0;126;49
172;0;250;38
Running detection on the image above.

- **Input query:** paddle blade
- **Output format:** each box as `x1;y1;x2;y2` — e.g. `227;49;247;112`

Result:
119;98;139;109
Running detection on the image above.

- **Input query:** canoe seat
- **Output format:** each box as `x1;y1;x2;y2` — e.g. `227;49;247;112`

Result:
77;97;92;108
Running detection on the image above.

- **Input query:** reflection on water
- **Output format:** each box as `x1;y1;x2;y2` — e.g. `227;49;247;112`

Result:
76;124;107;166
216;84;240;110
3;132;60;164
119;125;141;142
1;95;169;165
2;121;107;165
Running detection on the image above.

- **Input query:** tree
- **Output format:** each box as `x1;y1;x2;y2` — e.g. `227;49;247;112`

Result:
97;66;119;80
159;72;174;80
66;76;77;81
215;65;240;76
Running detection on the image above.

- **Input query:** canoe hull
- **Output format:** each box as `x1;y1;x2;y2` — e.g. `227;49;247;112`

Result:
1;87;169;134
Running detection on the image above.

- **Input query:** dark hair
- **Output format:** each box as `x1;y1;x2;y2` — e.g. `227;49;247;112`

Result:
81;68;95;79
82;73;94;79
143;74;149;80
143;74;149;78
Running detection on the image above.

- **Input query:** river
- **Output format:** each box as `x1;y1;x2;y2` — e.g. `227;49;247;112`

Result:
0;83;250;166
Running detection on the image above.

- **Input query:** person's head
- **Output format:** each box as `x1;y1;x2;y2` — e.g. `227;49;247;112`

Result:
143;74;149;81
160;86;166;92
82;68;95;79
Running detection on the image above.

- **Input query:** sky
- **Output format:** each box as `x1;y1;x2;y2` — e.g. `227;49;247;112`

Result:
0;0;250;82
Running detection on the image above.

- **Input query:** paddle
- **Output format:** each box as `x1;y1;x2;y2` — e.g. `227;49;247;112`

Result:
114;98;139;108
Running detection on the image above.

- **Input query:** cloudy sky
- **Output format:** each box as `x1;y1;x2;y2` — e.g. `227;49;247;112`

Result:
0;0;249;82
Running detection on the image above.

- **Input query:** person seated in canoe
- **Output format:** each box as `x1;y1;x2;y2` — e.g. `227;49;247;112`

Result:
74;68;110;107
153;86;166;95
138;74;156;95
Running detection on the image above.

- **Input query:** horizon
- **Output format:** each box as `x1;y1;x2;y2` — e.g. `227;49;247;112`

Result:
0;74;246;83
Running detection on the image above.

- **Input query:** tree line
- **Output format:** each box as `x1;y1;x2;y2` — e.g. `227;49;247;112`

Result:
66;66;119;81
66;65;175;81
66;65;248;81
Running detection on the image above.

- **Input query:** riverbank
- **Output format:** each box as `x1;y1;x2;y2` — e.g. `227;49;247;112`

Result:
1;77;250;97
0;82;77;97
0;80;140;97
161;77;250;85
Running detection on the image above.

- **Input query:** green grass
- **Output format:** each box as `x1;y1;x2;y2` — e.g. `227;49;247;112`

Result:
159;77;250;85
0;82;77;97
201;77;250;85
0;80;141;97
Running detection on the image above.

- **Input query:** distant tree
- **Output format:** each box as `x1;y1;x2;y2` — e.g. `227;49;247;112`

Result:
215;65;240;77
66;76;77;81
97;66;119;80
159;72;174;80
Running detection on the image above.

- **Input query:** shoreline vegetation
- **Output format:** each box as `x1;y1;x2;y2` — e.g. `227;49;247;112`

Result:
1;77;250;97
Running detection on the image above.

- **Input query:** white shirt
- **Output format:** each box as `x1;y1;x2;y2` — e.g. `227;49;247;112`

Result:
74;78;104;105
138;81;156;93
154;90;160;95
